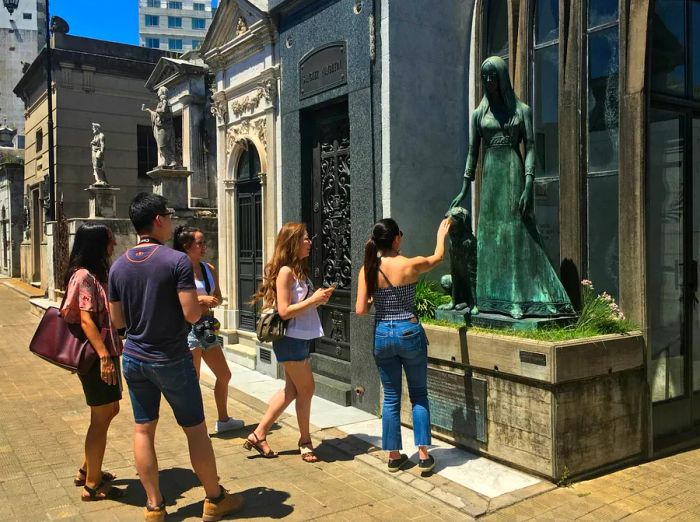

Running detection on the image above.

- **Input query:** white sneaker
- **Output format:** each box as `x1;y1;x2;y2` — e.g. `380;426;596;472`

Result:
214;417;245;434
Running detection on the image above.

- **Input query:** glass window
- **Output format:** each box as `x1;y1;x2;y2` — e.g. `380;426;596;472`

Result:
650;0;686;97
145;15;159;26
587;17;619;299
192;18;205;30
22;12;32;19
146;0;160;7
588;0;619;28
534;0;558;44
168;16;182;28
35;129;43;152
486;0;509;59
146;38;160;48
587;27;619;174
194;2;205;11
237;142;261;181
137;125;158;178
168;1;182;9
192;39;201;49
169;39;183;50
648;110;685;401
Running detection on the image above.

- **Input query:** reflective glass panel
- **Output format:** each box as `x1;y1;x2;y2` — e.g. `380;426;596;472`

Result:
588;0;618;28
486;0;509;58
651;0;686;97
534;45;559;179
535;0;558;44
648;110;685;401
588;27;619;174
534;179;560;268
587;173;619;301
693;118;700;392
693;2;700;99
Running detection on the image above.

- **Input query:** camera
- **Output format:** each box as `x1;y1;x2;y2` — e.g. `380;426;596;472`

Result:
193;317;220;344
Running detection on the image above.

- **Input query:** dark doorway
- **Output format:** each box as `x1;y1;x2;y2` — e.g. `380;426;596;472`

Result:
302;99;352;404
30;187;42;284
236;141;263;331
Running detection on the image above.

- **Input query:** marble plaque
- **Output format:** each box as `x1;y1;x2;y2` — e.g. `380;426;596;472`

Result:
427;368;487;443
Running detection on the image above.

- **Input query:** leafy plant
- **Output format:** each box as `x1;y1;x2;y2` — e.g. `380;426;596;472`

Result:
575;280;633;335
415;278;450;320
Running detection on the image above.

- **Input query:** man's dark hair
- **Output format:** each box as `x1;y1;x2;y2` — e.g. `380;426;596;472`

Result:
129;192;168;234
65;224;112;286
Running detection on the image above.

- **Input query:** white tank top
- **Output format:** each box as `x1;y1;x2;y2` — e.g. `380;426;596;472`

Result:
286;278;324;340
194;263;215;296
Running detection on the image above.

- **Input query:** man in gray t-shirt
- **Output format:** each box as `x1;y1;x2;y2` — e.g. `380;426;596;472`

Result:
109;192;243;521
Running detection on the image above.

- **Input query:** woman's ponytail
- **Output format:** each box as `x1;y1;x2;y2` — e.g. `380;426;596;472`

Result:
363;237;379;296
363;218;401;296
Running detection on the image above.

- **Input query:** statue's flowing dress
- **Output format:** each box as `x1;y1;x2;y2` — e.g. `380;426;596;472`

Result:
475;109;574;318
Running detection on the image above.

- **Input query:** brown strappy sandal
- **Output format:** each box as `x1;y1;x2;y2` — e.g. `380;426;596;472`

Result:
74;468;116;487
298;440;318;463
81;481;124;501
243;432;278;458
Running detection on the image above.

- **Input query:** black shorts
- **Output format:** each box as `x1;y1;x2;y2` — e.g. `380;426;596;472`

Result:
78;357;122;407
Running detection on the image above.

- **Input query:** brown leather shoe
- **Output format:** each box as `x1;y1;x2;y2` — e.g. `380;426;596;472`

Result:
202;487;244;522
144;499;167;522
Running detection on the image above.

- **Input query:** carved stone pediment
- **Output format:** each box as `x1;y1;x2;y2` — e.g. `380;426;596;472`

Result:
225;116;267;153
230;80;277;118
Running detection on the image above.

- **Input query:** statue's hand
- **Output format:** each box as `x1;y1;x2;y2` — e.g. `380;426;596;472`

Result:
450;193;464;209
518;184;533;217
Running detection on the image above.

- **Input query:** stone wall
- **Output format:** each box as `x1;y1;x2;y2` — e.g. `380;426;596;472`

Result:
0;162;24;277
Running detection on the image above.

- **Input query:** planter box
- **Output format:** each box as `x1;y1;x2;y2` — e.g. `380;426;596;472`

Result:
398;325;646;481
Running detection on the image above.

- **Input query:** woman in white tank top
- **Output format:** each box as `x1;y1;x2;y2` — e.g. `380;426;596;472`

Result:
246;222;334;462
174;226;244;435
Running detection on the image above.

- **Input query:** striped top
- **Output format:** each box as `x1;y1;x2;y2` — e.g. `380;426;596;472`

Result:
374;283;417;321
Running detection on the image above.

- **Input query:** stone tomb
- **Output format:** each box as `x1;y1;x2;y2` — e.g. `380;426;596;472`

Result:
398;325;645;481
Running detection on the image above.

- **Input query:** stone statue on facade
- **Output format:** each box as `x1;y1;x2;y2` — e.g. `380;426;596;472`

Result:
90;123;108;186
449;56;574;319
141;86;179;168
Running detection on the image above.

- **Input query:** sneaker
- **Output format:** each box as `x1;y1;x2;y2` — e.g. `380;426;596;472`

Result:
202;487;244;522
387;453;409;472
144;499;166;522
418;454;435;473
214;417;245;434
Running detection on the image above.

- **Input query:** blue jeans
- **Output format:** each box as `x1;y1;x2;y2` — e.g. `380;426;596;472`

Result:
122;353;205;428
374;319;431;450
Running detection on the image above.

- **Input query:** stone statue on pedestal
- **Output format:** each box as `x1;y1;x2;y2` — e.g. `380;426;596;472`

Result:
449;56;573;319
90;123;108;186
141;86;178;168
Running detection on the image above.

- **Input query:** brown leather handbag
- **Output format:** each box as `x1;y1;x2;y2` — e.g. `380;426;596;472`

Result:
29;276;120;375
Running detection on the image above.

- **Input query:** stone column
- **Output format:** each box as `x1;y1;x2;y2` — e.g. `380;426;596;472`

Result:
85;186;120;218
181;96;209;206
147;167;193;211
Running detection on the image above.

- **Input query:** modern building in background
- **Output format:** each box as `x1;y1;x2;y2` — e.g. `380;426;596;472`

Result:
138;0;214;53
0;0;45;148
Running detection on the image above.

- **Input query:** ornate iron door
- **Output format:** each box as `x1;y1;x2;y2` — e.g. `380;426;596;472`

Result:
309;104;351;383
236;180;262;331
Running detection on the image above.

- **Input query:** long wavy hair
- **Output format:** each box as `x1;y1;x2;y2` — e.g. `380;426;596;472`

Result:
64;224;112;287
252;222;310;308
363;218;401;296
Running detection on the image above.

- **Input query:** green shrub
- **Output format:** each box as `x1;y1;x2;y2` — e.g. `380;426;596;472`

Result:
415;278;450;320
575;280;634;335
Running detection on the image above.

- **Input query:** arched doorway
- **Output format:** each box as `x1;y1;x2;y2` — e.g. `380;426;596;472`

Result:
236;140;263;331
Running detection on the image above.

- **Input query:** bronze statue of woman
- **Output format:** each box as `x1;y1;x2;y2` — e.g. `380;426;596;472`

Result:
450;56;573;319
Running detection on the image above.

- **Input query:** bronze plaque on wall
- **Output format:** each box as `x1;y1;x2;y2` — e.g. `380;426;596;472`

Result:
427;368;487;443
299;42;347;100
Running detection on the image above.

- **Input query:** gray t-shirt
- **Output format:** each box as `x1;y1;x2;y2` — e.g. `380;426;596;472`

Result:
109;245;195;362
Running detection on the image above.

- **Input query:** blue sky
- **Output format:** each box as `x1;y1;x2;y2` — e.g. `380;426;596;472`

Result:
47;0;218;46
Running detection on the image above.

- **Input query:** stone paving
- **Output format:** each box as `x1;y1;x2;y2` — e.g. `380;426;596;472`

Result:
3;280;700;522
0;284;468;521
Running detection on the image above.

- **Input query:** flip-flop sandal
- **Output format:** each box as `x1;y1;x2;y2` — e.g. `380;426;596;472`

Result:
81;481;125;502
74;468;116;487
243;432;278;458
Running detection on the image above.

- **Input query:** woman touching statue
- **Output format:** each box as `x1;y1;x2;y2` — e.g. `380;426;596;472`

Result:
451;56;573;319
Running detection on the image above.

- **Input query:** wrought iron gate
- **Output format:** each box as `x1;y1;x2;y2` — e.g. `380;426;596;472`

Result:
307;102;351;385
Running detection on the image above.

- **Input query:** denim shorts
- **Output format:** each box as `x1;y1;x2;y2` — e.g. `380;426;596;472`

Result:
272;336;311;362
122;353;204;427
187;326;223;351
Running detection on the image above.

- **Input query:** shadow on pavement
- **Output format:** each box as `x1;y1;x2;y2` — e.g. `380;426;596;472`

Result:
114;466;201;509
170;487;294;520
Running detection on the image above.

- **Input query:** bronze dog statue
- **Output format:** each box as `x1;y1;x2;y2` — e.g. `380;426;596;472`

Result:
438;207;478;314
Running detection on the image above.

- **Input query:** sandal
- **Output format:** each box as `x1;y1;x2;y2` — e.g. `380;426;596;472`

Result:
81;481;124;502
243;432;278;458
299;441;318;463
74;468;116;487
